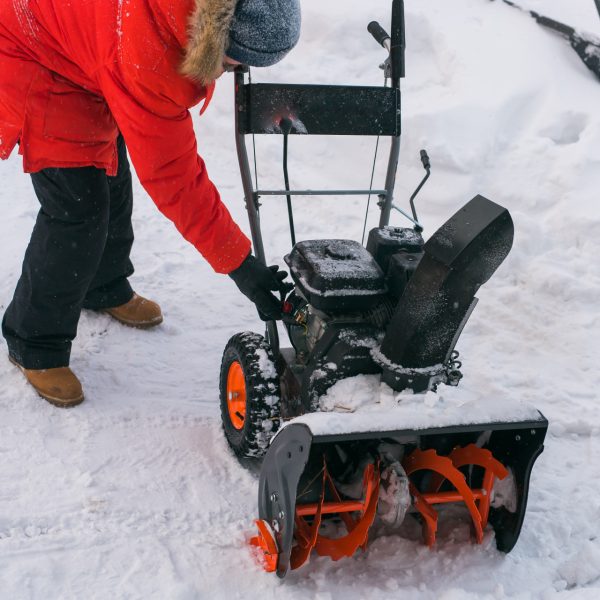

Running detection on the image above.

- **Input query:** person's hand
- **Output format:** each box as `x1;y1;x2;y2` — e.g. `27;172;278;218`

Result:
229;254;293;321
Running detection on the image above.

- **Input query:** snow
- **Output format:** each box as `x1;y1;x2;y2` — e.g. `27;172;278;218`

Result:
254;348;277;380
284;374;544;438
1;0;600;598
370;347;446;375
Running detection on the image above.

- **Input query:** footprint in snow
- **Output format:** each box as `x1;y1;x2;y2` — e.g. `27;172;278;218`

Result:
540;111;589;145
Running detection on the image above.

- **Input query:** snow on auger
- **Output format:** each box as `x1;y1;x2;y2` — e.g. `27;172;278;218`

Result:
219;0;548;578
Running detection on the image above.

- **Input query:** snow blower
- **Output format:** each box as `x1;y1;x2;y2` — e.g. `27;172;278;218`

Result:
219;0;548;578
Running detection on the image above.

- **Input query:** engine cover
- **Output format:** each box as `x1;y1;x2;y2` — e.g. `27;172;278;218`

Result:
285;240;387;312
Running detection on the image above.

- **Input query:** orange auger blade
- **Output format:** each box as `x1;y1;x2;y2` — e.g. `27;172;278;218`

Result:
403;446;508;546
290;471;324;570
407;483;440;547
314;463;380;561
290;460;381;570
444;444;508;527
250;519;279;572
403;449;482;545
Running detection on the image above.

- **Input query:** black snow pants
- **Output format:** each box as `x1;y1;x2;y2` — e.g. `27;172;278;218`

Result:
2;135;135;369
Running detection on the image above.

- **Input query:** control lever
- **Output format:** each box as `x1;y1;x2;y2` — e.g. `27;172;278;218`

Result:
409;150;431;233
368;21;392;79
368;21;392;52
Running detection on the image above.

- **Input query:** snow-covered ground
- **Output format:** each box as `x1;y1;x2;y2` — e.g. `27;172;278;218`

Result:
1;0;599;598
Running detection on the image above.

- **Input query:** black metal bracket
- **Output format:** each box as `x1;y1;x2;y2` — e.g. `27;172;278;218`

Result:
236;83;400;137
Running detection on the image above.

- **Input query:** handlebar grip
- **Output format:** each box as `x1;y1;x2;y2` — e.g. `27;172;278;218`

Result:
391;0;406;81
368;21;391;49
420;150;430;170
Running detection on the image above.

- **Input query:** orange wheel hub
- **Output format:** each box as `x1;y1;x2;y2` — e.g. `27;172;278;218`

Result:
226;361;247;430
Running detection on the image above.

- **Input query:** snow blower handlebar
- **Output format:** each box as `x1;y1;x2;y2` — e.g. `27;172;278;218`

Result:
368;0;406;82
368;21;392;51
391;0;406;81
233;0;409;348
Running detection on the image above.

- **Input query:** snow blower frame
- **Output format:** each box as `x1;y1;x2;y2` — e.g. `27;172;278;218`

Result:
220;0;548;578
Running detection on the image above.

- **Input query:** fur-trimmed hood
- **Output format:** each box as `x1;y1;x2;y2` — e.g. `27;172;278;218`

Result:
181;0;237;84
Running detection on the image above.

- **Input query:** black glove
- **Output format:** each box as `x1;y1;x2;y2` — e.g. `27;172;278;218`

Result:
229;254;293;321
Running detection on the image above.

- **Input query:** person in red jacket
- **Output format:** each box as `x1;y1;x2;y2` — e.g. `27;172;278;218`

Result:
0;0;301;407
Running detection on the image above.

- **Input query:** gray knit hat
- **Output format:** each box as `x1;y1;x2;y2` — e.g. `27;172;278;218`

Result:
181;0;302;84
227;0;302;67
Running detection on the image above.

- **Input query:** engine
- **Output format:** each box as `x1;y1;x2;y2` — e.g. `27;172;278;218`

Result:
283;229;424;360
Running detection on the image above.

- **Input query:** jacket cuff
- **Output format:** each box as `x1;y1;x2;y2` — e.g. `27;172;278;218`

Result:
200;227;252;274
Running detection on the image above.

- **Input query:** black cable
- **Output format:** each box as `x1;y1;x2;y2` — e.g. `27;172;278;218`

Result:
361;72;389;245
280;118;296;247
248;69;260;190
361;135;381;245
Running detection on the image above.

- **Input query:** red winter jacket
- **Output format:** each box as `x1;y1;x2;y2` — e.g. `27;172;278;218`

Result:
0;0;251;273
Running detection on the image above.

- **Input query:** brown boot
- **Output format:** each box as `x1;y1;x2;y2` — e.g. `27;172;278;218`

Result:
10;357;84;408
104;293;163;329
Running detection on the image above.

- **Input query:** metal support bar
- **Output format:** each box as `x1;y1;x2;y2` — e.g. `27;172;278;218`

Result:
377;0;405;227
378;135;401;227
234;70;279;355
235;85;266;263
390;202;422;228
256;189;389;197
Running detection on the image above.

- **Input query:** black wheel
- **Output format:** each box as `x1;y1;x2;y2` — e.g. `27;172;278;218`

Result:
219;332;281;458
